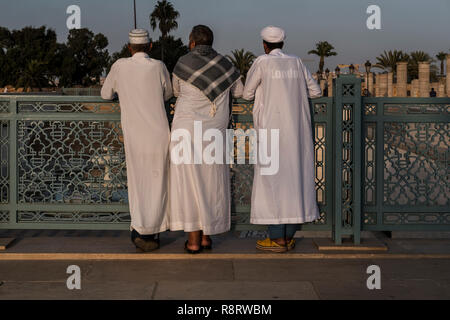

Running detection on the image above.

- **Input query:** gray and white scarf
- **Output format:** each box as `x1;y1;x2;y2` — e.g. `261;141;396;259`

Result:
173;45;240;106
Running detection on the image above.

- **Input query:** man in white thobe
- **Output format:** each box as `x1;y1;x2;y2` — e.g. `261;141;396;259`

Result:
101;29;173;252
169;25;243;253
243;26;322;252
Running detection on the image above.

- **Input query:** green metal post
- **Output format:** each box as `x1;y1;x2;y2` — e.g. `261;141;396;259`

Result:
333;75;362;244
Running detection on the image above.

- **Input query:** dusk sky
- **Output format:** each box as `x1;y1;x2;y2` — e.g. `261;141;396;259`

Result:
1;0;449;72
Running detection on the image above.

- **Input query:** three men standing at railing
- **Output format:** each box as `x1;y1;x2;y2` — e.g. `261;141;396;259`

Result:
101;25;321;253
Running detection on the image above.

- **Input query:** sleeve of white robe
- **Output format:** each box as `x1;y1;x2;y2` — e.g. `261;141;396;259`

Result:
172;74;181;98
242;60;262;101
101;63;118;100
231;78;244;98
299;59;322;98
161;63;173;101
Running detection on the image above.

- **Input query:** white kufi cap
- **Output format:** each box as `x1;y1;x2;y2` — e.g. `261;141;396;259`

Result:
129;29;150;44
260;26;286;43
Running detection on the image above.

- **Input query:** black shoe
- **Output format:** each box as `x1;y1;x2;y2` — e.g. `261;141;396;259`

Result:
184;240;202;254
201;239;213;250
131;230;160;252
131;229;159;242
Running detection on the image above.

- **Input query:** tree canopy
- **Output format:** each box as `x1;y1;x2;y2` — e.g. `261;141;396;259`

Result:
374;50;409;73
58;28;109;87
0;26;109;89
0;26;60;88
226;49;256;82
374;50;440;81
108;36;188;74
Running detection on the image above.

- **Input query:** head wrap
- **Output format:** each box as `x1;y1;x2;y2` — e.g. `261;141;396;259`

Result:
261;26;286;43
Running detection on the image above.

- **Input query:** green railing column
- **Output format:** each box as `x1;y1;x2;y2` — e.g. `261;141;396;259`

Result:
8;98;17;228
333;75;362;244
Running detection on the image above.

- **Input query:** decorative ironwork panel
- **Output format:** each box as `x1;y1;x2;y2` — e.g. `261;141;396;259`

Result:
165;99;176;125
232;102;253;116
18;211;130;223
364;123;376;206
342;104;354;228
0;121;9;203
0;101;9;113
384;122;449;206
315;123;326;206
17;120;128;204
384;104;449;115
230;100;254;218
313;210;327;225
343;84;355;97
314;103;327;115
0;211;8;223
384;212;450;225
232;209;251;226
0;96;335;231
364;104;376;115
230;100;329;227
230;164;253;208
18;101;121;113
363;212;377;225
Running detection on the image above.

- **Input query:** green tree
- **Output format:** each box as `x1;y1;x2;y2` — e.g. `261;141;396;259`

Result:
0;26;59;89
149;36;188;72
150;0;180;63
16;59;48;89
374;50;409;73
308;41;337;73
58;28;110;86
226;49;256;82
436;51;447;76
107;44;131;73
0;27;12;87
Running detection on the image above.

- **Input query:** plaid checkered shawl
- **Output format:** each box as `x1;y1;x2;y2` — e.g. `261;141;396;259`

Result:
173;45;240;103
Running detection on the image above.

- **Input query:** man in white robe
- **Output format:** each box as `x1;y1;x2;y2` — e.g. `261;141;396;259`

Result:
169;25;243;253
101;29;173;252
243;26;322;252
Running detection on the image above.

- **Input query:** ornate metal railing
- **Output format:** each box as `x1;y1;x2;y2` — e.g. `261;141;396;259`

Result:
0;75;448;244
0;96;129;230
362;97;450;232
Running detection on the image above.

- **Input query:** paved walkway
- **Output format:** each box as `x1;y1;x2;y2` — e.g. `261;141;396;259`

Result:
1;230;450;299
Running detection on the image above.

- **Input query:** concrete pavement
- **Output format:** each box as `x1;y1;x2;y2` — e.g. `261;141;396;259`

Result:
0;230;450;299
1;259;449;299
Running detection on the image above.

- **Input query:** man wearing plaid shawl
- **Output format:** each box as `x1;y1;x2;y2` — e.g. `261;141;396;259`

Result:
169;25;243;253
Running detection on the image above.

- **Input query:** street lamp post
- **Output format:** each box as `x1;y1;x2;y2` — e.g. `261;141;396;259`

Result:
364;60;372;96
324;68;330;96
133;0;137;29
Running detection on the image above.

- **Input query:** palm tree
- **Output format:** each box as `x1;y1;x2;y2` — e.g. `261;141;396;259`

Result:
408;50;433;80
226;49;256;82
150;0;180;62
409;50;431;63
16;59;48;90
436;51;447;76
308;41;337;74
374;50;409;73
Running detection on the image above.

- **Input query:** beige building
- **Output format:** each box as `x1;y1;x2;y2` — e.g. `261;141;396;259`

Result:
358;54;450;97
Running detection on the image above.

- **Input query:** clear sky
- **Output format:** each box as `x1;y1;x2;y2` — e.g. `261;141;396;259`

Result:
1;0;449;72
